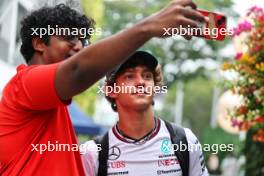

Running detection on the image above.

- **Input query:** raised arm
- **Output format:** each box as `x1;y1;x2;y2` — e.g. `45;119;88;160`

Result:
55;0;205;100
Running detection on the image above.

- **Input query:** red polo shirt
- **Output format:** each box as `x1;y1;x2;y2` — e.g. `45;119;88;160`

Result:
0;63;85;176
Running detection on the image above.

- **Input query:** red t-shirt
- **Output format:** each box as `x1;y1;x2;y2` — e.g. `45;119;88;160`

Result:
0;64;85;176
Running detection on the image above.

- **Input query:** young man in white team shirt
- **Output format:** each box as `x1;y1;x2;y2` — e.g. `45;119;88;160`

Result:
81;51;209;176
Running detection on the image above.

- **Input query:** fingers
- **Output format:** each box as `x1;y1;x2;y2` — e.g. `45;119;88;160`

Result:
150;0;206;39
170;1;206;26
169;1;206;40
173;0;197;10
179;17;199;39
178;16;199;28
182;7;206;23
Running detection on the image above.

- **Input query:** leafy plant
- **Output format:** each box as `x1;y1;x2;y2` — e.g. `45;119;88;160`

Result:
221;6;264;175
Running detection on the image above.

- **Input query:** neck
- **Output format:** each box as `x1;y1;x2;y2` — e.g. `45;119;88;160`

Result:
27;53;45;65
117;106;155;139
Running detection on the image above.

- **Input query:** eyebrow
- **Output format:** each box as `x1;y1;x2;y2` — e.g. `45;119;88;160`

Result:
124;67;152;73
123;68;135;72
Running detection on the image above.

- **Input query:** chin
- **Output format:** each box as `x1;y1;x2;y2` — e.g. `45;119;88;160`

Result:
136;104;152;111
130;100;152;110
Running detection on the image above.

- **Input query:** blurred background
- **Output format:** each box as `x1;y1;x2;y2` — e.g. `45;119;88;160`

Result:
1;0;263;175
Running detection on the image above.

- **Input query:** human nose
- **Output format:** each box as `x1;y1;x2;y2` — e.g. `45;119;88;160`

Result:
135;75;145;86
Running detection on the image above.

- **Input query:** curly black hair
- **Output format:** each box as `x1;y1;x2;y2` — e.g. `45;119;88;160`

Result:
20;4;95;63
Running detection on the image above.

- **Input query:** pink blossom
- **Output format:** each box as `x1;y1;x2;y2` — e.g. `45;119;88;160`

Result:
235;52;243;60
238;21;252;31
233;21;252;36
233;27;242;36
248;6;264;16
231;119;242;127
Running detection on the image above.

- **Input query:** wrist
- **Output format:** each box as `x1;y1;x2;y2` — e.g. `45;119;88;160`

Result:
135;18;155;40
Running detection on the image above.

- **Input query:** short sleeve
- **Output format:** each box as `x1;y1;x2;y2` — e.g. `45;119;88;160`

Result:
184;128;209;176
2;63;70;110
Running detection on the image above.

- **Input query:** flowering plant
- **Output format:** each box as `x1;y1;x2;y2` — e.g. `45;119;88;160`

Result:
222;6;264;142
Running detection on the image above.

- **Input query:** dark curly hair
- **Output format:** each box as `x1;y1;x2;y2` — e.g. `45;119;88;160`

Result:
20;4;95;63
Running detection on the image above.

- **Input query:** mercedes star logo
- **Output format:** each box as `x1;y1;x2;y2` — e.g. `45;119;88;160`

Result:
108;146;121;160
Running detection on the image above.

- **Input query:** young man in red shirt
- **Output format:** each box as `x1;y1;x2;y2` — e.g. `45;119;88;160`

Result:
0;1;206;175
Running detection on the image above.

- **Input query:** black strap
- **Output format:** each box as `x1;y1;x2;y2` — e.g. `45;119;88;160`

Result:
95;121;189;176
164;120;189;176
94;132;109;176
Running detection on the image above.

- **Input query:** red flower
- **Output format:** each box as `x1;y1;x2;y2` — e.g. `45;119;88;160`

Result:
257;28;263;34
252;45;262;52
240;121;251;131
237;106;248;115
235;52;243;60
258;14;264;22
252;129;264;142
255;117;264;123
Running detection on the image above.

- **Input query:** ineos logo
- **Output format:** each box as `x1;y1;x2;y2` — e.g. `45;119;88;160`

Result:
108;146;121;160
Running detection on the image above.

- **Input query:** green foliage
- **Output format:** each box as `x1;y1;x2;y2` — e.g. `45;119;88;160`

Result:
82;0;104;41
101;0;236;85
202;127;243;158
202;127;243;175
82;0;104;27
195;0;233;11
244;125;264;176
160;76;214;139
74;83;99;116
74;0;105;116
183;76;214;138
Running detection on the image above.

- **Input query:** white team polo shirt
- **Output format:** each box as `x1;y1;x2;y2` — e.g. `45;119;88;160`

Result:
81;119;209;176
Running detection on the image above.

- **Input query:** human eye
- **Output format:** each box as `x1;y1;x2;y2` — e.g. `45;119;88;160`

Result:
63;36;80;47
143;72;153;80
124;73;134;80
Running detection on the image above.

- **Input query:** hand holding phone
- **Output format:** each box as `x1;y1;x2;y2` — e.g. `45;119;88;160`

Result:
196;9;227;41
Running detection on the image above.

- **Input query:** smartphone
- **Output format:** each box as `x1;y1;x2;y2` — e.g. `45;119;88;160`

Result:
196;9;227;41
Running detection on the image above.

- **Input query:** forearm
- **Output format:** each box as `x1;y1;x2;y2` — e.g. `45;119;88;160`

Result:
57;20;152;99
56;0;205;100
76;20;151;82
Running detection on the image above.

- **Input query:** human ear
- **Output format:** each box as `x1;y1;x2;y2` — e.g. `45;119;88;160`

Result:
107;89;117;99
32;37;46;52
